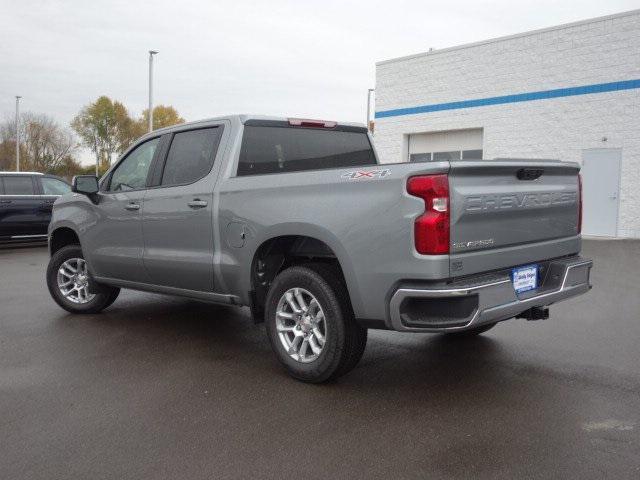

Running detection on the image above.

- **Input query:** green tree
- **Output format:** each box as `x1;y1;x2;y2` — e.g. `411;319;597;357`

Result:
136;105;185;134
71;99;186;173
71;96;133;171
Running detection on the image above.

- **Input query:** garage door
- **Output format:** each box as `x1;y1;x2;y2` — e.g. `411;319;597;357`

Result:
408;128;483;162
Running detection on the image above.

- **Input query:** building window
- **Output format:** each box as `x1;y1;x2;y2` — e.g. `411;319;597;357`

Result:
409;153;432;162
462;149;483;159
407;128;483;162
408;149;484;162
433;151;461;161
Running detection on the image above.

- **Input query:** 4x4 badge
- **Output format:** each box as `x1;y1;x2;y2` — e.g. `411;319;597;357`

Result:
341;169;391;180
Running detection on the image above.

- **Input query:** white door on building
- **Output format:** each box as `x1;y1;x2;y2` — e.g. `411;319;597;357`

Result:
581;149;621;237
408;128;483;162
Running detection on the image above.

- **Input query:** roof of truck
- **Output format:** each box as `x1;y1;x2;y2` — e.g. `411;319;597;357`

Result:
148;115;366;136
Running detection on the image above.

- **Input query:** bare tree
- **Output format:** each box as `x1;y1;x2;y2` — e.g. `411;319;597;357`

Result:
0;114;24;171
0;113;77;173
23;113;76;172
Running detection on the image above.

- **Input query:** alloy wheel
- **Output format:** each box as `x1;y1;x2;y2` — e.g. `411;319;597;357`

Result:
275;287;327;363
57;258;95;304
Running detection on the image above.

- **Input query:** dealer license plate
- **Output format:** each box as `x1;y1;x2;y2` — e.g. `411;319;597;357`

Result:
512;264;538;293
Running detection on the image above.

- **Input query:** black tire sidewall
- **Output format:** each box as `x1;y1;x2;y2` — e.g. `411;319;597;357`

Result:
46;245;117;314
265;266;347;382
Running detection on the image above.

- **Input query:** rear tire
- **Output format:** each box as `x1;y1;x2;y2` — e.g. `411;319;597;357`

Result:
47;245;120;314
444;322;497;338
265;264;367;383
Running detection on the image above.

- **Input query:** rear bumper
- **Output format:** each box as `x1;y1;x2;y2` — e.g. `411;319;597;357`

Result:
388;256;592;332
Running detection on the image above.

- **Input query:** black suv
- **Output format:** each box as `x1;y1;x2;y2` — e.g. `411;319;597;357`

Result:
0;172;71;244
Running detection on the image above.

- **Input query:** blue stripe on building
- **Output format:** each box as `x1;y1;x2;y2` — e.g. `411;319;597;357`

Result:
375;79;640;119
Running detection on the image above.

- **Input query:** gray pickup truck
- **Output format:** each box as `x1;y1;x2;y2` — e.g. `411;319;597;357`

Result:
46;115;592;382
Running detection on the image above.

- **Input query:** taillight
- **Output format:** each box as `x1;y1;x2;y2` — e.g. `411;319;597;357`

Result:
578;174;583;233
407;174;450;255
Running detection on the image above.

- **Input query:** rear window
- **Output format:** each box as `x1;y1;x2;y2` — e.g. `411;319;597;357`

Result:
3;176;35;195
238;126;376;176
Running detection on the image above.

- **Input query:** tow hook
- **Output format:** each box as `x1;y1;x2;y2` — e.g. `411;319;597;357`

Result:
517;306;549;321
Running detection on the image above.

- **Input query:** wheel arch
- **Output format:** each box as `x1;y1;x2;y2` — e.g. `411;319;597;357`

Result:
247;227;360;322
49;226;81;256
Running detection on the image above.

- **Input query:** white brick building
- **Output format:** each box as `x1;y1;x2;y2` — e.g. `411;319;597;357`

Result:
374;9;640;238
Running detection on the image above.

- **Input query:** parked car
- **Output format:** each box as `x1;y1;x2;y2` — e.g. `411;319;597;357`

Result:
46;115;592;382
0;172;71;244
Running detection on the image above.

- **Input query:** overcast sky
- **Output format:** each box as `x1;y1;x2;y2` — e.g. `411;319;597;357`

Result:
1;0;638;163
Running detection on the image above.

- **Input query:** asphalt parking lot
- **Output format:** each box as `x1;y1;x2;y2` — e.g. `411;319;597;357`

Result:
1;240;639;479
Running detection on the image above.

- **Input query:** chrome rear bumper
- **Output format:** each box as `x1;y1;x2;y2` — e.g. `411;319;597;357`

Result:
388;256;592;332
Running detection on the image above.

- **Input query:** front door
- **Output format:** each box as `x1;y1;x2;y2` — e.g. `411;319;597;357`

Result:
581;149;621;237
85;137;161;282
143;126;224;292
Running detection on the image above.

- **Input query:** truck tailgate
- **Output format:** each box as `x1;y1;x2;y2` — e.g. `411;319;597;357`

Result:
448;160;581;277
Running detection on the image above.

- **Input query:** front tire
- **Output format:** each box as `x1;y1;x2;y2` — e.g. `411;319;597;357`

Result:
265;264;367;383
46;245;120;314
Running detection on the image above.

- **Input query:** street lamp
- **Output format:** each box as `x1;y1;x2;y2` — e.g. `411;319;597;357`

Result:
148;50;158;132
366;88;375;133
15;96;21;171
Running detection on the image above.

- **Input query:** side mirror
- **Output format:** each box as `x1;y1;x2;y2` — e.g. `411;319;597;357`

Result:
72;175;99;195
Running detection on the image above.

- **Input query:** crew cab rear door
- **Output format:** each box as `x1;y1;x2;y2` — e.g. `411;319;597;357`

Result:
142;122;227;292
448;160;581;277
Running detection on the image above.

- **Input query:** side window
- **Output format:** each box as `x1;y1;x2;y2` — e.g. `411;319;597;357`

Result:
3;176;35;195
41;178;71;195
108;137;160;192
160;128;220;186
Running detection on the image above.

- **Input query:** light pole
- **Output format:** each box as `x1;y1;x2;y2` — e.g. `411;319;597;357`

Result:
366;88;375;133
148;50;158;132
15;96;21;171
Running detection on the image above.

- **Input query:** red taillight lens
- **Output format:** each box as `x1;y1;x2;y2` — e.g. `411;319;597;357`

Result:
578;173;583;233
407;174;450;255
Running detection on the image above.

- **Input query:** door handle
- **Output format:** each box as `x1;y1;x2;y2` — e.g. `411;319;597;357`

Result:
187;199;208;209
125;203;140;211
0;199;11;204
